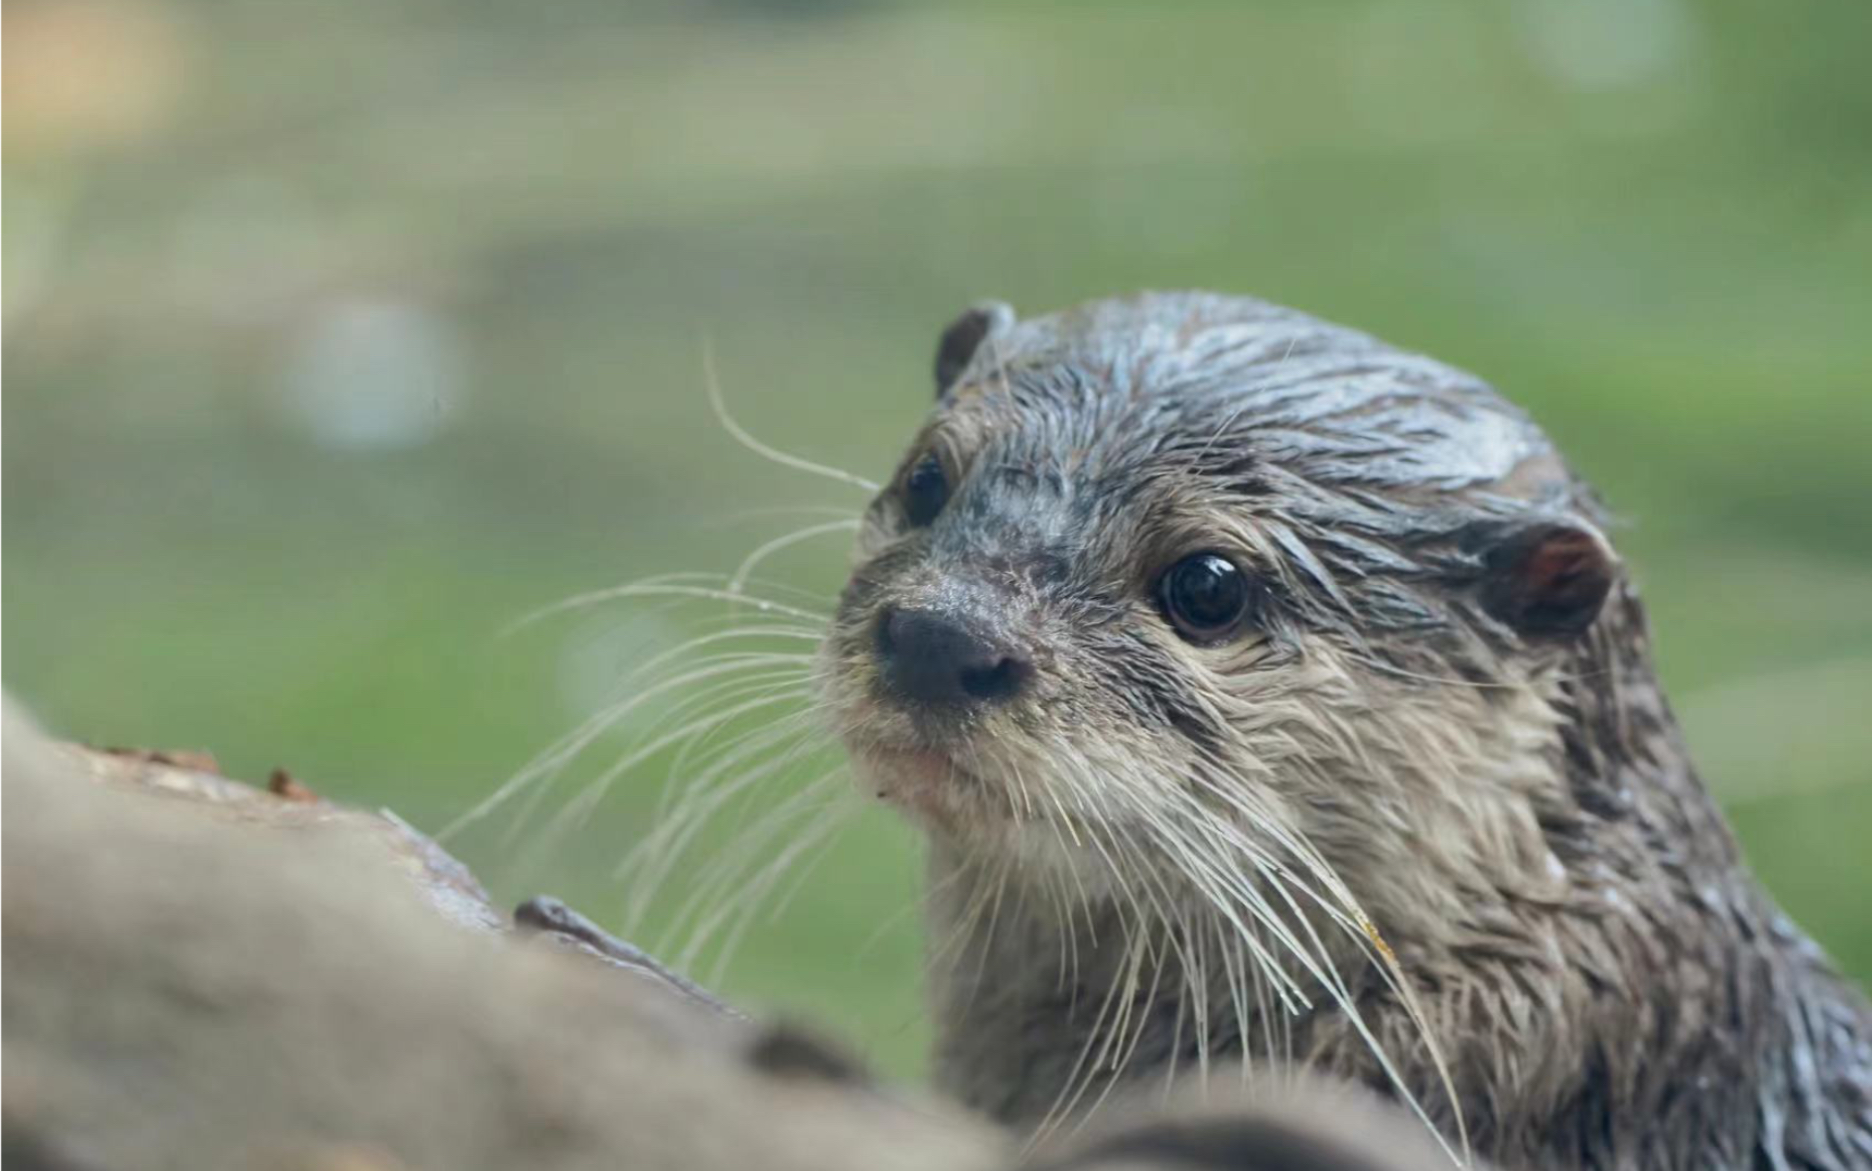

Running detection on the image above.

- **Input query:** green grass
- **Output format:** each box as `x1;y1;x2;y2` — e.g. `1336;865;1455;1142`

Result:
6;0;1869;1079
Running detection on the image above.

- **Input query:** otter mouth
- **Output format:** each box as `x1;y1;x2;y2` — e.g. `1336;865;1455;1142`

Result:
844;737;1021;834
852;743;965;800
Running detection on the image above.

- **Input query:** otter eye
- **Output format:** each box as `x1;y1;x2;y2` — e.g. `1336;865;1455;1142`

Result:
902;455;948;527
1158;553;1255;642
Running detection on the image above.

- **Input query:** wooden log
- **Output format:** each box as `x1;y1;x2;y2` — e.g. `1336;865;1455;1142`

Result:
1;701;1004;1171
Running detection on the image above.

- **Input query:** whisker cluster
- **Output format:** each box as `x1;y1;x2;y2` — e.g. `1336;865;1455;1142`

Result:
463;529;859;977
464;348;1487;1165
1001;746;1471;1167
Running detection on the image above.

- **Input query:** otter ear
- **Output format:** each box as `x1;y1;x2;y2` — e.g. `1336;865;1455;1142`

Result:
1481;520;1618;639
933;301;1015;396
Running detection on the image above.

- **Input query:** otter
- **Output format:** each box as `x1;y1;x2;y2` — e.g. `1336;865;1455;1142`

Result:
811;292;1872;1169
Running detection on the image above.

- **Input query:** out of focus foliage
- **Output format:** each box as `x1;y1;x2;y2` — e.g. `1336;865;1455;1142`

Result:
6;0;1869;1076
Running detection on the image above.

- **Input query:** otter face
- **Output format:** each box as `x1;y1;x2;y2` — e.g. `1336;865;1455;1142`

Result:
817;293;1618;916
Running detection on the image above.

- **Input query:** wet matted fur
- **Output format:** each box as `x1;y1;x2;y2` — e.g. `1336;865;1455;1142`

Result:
815;292;1872;1169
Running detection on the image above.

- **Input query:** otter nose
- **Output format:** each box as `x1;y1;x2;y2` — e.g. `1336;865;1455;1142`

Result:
876;607;1031;708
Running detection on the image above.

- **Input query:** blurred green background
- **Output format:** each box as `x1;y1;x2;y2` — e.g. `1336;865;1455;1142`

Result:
6;0;1869;1080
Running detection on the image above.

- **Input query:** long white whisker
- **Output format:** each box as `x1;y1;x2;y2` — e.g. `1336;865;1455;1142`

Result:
515;581;831;630
545;690;815;848
702;340;880;493
442;641;814;839
618;708;825;899
1160;776;1470;1167
729;519;862;595
670;770;848;972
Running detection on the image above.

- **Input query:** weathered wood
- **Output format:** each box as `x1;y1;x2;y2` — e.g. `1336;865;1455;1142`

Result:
1;702;1004;1171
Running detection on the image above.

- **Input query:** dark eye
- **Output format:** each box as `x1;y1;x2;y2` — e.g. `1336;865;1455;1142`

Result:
902;454;948;527
1158;553;1257;643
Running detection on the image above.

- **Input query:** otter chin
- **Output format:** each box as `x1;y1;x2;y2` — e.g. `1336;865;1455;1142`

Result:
813;292;1871;1170
848;743;993;833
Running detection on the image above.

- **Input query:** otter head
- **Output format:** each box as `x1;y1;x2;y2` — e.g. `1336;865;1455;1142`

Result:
817;292;1620;934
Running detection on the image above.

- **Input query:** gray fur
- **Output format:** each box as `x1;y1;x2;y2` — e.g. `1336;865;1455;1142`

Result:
816;292;1872;1169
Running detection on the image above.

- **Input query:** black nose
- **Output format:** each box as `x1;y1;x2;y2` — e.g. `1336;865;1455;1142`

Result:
876;607;1032;708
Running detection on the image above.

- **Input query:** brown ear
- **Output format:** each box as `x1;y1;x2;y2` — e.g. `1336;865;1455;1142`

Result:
933;301;1015;396
1481;520;1618;639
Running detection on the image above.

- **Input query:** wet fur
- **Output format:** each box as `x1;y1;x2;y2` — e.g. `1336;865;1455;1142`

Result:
817;293;1872;1168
